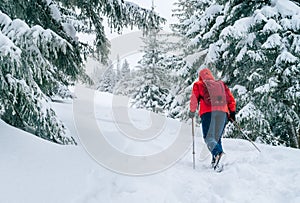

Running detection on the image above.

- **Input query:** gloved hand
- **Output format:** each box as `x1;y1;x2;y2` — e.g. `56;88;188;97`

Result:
189;111;196;118
229;111;236;122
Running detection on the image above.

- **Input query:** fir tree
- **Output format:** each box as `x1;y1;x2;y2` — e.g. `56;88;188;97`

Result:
116;55;122;82
98;61;117;93
0;0;165;144
169;0;207;121
130;2;170;114
121;59;130;79
176;0;300;147
114;59;133;96
164;55;194;120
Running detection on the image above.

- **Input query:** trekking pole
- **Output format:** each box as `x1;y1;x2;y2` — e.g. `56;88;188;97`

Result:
192;117;196;169
231;120;261;153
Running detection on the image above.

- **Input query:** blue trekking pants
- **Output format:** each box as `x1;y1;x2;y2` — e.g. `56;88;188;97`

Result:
201;111;227;157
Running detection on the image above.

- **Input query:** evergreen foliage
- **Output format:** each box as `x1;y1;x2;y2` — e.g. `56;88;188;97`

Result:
114;59;133;96
0;0;164;144
97;61;117;93
130;26;171;113
163;54;194;120
169;0;206;121
173;0;300;147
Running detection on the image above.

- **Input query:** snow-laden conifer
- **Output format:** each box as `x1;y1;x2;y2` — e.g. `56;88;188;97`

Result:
0;0;164;144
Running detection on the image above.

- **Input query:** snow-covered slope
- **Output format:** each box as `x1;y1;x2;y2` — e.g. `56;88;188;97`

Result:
1;88;300;203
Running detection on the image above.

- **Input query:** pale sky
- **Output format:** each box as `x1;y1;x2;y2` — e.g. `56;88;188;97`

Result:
80;0;176;42
106;0;177;39
83;0;178;75
128;0;177;27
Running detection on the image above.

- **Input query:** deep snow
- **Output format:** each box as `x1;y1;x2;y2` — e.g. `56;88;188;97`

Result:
1;88;300;203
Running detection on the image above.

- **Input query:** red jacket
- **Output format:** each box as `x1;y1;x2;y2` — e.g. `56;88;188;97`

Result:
190;68;236;116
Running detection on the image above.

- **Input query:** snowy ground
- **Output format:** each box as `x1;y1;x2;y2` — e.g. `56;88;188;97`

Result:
1;87;300;203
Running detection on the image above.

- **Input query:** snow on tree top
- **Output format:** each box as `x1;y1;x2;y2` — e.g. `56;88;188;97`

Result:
220;17;252;39
233;85;247;96
237;101;266;120
273;0;300;17
276;51;298;64
254;77;278;94
62;23;77;41
0;33;21;59
3;19;29;38
260;5;277;18
202;16;224;40
291;36;300;53
290;15;300;31
263;19;282;32
0;11;12;29
262;33;282;49
199;4;223;27
49;3;62;21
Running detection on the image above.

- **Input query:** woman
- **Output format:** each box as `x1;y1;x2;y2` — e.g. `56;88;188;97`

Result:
189;68;236;170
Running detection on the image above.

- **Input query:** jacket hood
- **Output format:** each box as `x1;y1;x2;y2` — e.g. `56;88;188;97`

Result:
199;68;215;81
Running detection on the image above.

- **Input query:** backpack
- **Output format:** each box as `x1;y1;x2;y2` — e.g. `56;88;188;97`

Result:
202;80;227;106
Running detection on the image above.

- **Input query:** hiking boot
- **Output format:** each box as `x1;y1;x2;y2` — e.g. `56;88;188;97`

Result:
211;156;216;168
213;152;225;169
